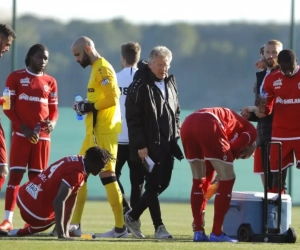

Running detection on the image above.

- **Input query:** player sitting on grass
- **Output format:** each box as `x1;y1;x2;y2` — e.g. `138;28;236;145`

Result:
4;146;115;239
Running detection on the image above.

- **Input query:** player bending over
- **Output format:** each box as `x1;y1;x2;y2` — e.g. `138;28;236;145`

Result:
180;107;257;243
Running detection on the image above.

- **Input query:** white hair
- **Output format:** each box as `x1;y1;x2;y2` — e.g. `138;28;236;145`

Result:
148;46;172;63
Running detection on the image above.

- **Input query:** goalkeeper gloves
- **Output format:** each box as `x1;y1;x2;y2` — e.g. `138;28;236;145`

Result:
74;101;97;116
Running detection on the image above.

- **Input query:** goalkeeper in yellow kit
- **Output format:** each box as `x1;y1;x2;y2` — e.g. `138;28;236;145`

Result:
69;36;126;238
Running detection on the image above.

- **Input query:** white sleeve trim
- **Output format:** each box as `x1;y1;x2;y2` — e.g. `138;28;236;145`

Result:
241;132;251;144
62;179;72;189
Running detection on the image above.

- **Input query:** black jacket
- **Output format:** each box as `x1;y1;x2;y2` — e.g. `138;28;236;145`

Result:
249;67;279;146
125;63;183;163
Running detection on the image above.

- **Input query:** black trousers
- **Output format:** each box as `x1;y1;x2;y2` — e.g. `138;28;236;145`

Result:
115;144;144;208
130;154;174;230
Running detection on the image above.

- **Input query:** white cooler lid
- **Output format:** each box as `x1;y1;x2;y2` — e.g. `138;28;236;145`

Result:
231;191;291;201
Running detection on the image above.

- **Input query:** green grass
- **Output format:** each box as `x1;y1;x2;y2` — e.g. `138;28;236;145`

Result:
0;199;299;249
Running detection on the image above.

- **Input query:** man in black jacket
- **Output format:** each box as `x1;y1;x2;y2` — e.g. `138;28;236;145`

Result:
124;46;183;239
242;40;284;191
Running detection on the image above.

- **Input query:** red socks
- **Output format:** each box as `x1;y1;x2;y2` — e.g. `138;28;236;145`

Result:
28;171;39;181
212;178;235;236
191;178;207;231
5;171;24;211
269;187;285;194
0;176;5;191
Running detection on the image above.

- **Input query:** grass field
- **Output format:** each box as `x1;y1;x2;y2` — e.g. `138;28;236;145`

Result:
0;199;299;250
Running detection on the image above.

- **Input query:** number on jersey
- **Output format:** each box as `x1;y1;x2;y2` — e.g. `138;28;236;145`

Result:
48;161;64;178
119;87;128;95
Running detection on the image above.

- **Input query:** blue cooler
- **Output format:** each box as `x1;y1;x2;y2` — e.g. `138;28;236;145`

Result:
223;191;293;242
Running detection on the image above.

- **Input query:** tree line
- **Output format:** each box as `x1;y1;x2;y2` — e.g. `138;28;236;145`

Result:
0;15;299;110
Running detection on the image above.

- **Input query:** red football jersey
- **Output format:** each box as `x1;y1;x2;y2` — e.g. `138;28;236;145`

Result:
195;107;256;145
264;66;300;140
4;68;58;139
17;155;86;220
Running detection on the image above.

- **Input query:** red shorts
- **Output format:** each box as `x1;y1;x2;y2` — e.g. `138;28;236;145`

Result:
10;133;50;173
253;147;263;174
270;140;300;172
0;124;7;166
17;195;55;231
181;112;234;163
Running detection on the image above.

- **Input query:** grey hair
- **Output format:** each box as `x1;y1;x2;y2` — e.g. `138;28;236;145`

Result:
148;46;172;63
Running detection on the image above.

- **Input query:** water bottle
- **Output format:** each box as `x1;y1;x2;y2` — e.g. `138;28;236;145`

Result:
32;122;41;144
258;91;267;113
75;94;83;121
3;87;11;110
204;182;219;200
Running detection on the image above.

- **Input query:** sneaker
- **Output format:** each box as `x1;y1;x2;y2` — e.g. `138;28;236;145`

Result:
49;226;57;236
155;225;173;239
0;219;13;231
69;224;82;237
7;229;19;236
93;228;128;238
123;208;132;234
123;206;131;216
124;213;145;238
193;231;209;242
209;233;238;243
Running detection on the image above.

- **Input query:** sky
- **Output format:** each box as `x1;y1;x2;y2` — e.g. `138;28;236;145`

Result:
1;0;299;24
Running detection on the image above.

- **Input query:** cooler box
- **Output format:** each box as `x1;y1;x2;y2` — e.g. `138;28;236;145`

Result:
223;191;292;238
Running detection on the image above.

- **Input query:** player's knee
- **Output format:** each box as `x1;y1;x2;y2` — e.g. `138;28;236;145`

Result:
0;165;8;178
101;176;117;186
189;160;206;179
219;171;236;181
216;166;236;180
145;182;160;195
130;174;144;186
8;170;24;185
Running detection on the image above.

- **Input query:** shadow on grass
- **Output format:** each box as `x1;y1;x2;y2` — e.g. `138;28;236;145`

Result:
0;234;192;243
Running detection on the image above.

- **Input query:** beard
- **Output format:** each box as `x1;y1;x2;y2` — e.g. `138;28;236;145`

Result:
79;52;91;68
265;58;277;68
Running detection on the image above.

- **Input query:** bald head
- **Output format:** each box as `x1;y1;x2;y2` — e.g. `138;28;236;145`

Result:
71;36;99;68
71;36;94;51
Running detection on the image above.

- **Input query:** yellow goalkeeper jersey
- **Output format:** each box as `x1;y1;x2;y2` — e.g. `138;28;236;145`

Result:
85;57;121;135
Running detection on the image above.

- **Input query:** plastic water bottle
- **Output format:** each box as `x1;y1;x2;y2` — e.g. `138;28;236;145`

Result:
3;87;11;110
32;122;41;144
204;182;219;200
75;94;83;121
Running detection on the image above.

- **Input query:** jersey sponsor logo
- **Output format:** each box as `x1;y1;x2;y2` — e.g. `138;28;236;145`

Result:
230;133;238;143
276;96;300;104
102;78;109;85
273;78;282;86
44;85;50;92
38;173;48;182
88;88;95;92
25;182;43;200
20;77;30;85
19;93;48;104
